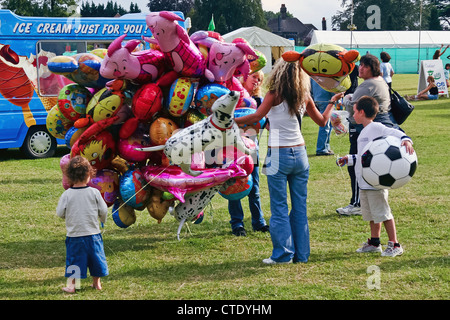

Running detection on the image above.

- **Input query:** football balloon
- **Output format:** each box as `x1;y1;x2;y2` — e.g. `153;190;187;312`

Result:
361;136;417;189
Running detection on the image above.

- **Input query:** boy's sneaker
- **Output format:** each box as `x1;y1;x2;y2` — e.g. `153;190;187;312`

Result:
356;239;382;253
381;241;404;257
336;204;361;216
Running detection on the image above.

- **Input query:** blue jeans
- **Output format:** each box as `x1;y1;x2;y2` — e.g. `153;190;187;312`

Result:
228;164;267;231
264;146;310;263
315;103;332;154
65;234;108;279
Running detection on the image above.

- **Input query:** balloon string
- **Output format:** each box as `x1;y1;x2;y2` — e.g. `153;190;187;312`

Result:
113;164;170;213
335;154;351;195
113;162;225;213
110;159;241;236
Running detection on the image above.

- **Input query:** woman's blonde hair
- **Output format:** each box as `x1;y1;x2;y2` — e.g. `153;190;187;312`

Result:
267;58;310;116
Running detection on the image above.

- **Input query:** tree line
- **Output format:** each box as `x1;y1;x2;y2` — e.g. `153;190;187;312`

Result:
332;0;450;31
0;1;141;17
80;1;141;17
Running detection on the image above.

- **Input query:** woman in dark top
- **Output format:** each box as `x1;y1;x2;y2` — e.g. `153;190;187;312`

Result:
416;76;440;100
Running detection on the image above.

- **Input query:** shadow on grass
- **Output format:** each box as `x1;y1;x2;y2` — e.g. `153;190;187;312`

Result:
0;146;68;161
0;222;272;299
0;177;62;185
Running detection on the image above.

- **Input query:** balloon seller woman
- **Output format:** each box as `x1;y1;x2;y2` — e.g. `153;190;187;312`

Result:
235;59;343;264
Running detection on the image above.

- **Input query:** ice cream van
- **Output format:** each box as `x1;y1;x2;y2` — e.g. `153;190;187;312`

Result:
0;9;185;158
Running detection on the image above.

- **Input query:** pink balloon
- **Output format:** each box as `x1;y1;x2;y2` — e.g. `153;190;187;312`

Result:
207;40;256;82
216;145;254;176
144;12;206;77
191;152;206;171
60;154;71;189
118;128;152;163
101;34;166;84
140;159;249;203
88;169;120;207
215;77;247;108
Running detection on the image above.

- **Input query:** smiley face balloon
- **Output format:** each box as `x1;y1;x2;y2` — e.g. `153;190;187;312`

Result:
282;44;360;93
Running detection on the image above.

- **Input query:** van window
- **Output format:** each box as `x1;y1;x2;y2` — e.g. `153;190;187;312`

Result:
36;41;89;97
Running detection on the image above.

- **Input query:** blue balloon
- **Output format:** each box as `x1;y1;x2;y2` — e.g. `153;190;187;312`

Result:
119;168;149;210
64;126;78;148
234;108;267;130
219;174;253;201
194;83;230;110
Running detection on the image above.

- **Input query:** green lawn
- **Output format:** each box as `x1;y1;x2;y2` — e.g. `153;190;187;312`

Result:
0;74;448;300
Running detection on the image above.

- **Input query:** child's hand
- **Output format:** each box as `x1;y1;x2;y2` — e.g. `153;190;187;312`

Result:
401;140;414;155
336;156;348;167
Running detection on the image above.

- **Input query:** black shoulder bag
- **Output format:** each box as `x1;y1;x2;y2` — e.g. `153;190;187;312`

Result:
390;89;415;125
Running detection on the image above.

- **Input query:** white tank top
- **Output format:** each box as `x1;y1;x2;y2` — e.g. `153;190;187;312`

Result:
267;101;305;147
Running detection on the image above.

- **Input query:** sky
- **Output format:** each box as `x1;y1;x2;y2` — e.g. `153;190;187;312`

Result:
260;0;343;30
91;0;344;30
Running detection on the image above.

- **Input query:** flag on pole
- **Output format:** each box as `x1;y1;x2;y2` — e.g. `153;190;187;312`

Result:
208;14;215;31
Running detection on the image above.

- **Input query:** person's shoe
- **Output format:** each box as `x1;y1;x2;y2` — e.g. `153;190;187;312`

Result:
232;227;247;237
262;257;293;265
336;204;361;216
381;241;404;257
255;225;270;233
316;150;335;156
356;239;382;253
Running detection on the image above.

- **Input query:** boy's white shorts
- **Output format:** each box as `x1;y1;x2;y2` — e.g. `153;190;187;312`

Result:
360;189;394;223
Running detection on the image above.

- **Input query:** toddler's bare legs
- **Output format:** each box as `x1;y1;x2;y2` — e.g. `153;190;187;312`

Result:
62;278;76;293
92;277;102;290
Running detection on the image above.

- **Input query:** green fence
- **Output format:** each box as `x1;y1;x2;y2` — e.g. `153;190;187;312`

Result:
295;46;450;74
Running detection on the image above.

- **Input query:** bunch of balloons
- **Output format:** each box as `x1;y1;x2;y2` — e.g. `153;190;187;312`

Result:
47;11;267;238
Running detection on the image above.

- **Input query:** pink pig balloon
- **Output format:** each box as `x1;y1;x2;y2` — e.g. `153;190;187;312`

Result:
144;11;206;78
100;34;166;84
206;39;257;82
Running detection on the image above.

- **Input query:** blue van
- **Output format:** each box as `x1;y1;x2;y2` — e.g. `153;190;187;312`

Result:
0;10;185;158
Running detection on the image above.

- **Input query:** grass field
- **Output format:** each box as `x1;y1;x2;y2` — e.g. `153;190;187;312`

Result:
0;74;448;301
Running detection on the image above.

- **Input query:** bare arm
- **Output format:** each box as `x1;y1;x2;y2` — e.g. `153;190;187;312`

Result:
234;91;276;125
418;83;433;95
307;92;344;127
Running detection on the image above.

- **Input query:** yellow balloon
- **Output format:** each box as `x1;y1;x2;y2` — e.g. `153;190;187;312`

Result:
46;104;73;139
283;43;360;93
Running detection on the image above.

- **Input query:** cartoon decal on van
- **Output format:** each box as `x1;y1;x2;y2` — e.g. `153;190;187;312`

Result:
0;45;36;127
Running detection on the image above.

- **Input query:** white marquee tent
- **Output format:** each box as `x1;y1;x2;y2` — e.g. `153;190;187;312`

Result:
222;26;295;73
310;30;450;48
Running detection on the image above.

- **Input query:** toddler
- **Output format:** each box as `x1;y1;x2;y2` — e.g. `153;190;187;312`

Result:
57;155;108;293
